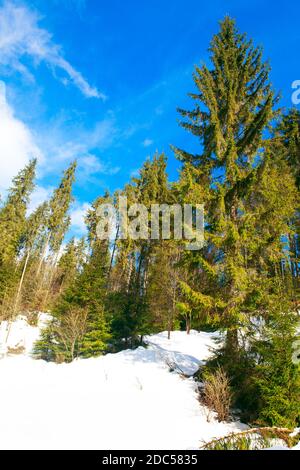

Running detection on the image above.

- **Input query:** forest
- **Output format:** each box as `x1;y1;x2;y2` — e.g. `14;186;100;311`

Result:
0;17;299;436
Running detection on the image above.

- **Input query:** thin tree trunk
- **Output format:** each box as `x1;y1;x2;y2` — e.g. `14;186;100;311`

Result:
4;250;31;346
5;320;12;345
109;224;119;279
13;249;30;315
36;232;51;279
126;256;134;292
225;328;239;359
41;252;59;311
186;314;191;334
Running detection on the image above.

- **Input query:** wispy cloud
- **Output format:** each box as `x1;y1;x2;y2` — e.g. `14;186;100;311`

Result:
79;155;120;180
0;80;43;193
130;168;140;178
36;115;120;181
70;201;90;234
28;185;53;214
0;1;105;99
142;138;153;147
0;80;118;198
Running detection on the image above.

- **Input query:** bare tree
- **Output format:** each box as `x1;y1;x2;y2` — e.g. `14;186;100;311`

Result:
56;306;88;361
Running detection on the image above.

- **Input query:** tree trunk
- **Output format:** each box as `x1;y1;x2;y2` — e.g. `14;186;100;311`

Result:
41;252;59;310
109;224;119;279
225;328;239;359
186;315;191;335
36;232;51;279
13;249;30;315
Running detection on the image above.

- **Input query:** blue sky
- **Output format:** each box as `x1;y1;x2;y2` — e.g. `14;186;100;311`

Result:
0;0;299;235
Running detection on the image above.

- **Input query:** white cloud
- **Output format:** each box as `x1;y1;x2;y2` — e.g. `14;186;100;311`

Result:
142;138;153;147
36;117;120;182
0;80;118;194
79;155;120;179
0;80;43;193
70;201;90;234
28;184;53;214
0;1;104;99
130;168;140;178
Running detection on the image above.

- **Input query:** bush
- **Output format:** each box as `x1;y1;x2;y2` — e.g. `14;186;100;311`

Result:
250;311;300;428
201;367;232;422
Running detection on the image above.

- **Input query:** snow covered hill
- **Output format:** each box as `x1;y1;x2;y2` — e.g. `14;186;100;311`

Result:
0;315;246;450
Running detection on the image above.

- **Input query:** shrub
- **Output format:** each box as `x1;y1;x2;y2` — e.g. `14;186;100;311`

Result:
201;367;232;422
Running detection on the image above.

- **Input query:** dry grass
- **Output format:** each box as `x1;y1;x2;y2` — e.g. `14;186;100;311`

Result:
201;367;232;422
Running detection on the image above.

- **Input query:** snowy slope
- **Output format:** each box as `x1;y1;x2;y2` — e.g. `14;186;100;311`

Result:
0;313;51;356
0;316;247;450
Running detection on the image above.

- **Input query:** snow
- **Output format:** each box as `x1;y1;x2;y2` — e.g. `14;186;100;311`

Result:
0;316;272;450
0;313;51;356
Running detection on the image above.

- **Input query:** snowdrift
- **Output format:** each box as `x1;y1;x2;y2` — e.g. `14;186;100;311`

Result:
1;315;297;450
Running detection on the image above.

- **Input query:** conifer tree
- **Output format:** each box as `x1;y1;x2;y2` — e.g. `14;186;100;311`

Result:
13;202;48;314
248;300;300;427
172;17;299;425
277;109;300;301
56;237;83;294
278;109;300;189
146;241;180;338
109;153;172;346
48;161;77;255
0;159;36;316
173;16;276;348
35;195;111;361
36;162;77;309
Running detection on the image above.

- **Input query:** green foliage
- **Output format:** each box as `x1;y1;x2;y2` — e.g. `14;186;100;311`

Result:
110;291;150;350
201;427;298;450
172;16;300;428
250;310;300;428
0;159;36;263
0;159;37;315
1;17;300;434
48;161;77;253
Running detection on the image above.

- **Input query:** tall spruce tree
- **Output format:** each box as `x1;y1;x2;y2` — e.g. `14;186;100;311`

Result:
109;153;172;347
173;16;276;345
173;17;299;425
277;109;300;301
13;201;49;314
0;159;36;316
37;161;77;309
35;195;111;361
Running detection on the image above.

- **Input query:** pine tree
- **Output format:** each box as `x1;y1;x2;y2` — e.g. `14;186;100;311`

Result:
109;153;173;346
35;196;111;361
0;159;36;317
0;159;37;263
36;161;77;309
172;16;276;345
276;109;300;302
146;241;180;337
250;303;300;428
56;237;84;294
278;109;300;189
13;202;49;314
48;161;77;254
76;235;111;358
172;17;299;425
